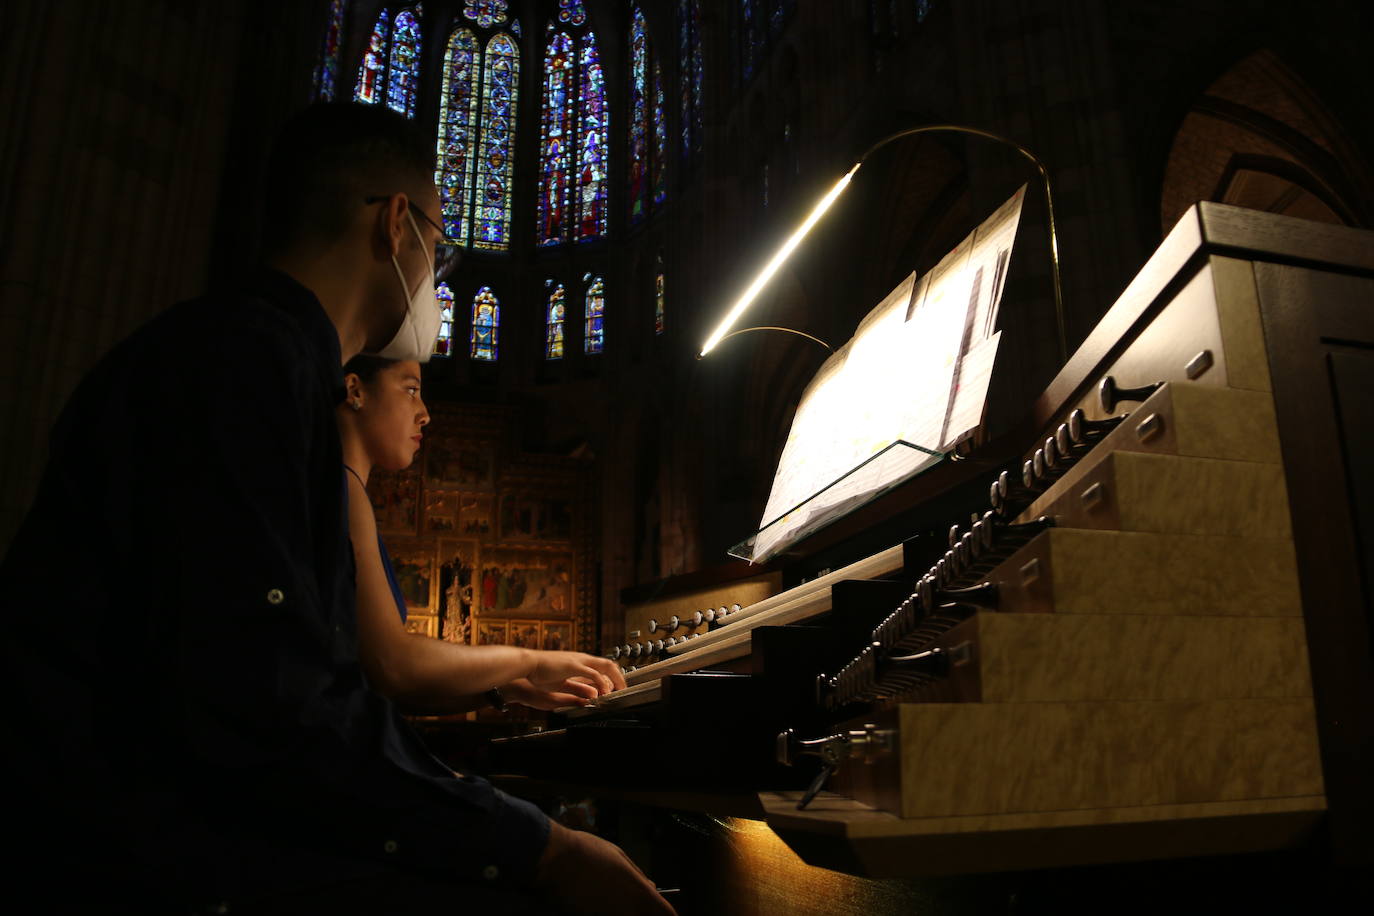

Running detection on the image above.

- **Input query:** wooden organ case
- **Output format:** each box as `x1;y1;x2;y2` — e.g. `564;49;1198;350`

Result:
490;203;1374;881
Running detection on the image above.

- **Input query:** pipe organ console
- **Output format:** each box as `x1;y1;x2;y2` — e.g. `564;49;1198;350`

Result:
491;203;1374;877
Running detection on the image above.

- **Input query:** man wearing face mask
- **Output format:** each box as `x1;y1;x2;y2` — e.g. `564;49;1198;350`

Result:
0;103;674;915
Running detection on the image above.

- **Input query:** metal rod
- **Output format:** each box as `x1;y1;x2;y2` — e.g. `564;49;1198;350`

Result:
858;125;1068;364
695;325;835;359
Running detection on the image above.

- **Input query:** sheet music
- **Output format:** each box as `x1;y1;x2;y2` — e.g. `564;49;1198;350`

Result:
749;188;1025;562
942;331;1002;448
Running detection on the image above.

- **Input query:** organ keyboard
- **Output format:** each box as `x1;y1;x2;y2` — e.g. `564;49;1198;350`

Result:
490;202;1374;875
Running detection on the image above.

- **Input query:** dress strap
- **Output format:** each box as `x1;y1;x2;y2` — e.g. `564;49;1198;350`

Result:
342;464;367;487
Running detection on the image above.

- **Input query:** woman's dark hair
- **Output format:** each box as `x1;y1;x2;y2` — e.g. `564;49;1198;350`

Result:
342;354;399;384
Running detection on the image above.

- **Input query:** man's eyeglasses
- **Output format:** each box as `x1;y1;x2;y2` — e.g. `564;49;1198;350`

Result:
363;195;462;249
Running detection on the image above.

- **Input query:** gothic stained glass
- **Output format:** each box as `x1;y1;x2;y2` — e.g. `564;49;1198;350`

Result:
575;36;608;240
386;7;423;118
628;7;650;225
435;29;481;245
538;30;574;246
313;0;346;101
678;0;703;160
434;282;455;356
628;6;668;223
741;0;759;82
512;19;521;37
583;277;605;355
770;0;794;41
470;286;500;360
354;9;390;104
558;0;587;26
474;33;519;249
655;269;665;335
652;58;667;206
545;282;566;359
463;0;507;28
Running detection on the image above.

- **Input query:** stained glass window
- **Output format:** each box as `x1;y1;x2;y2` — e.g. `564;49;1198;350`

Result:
313;0;347;101
387;8;423;118
354;6;423;118
917;0;932;24
576;36;608;240
738;1;793;85
538;18;606;247
678;0;703;160
436;19;519;251
512;19;522;37
655;266;665;335
545;281;566;359
628;7;650;225
741;0;759;83
652;57;667;205
770;0;793;41
355;9;391;104
538;30;574;246
436;29;480;245
463;0;507;27
628;5;668;223
433;282;455;356
558;0;587;26
584;276;605;355
474;33;519;249
471;286;500;360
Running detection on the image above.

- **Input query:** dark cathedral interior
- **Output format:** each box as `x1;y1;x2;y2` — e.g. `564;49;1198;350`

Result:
2;0;1373;913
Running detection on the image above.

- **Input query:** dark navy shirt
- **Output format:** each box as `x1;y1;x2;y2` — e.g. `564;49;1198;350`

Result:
0;269;547;906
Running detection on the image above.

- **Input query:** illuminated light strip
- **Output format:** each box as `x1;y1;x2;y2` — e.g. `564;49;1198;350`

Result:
698;162;862;357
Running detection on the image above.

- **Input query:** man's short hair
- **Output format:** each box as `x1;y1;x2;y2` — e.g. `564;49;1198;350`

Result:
262;102;435;256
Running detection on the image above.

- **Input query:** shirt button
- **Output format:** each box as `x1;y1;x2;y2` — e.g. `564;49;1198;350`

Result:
482;865;499;881
266;588;285;605
383;839;398;854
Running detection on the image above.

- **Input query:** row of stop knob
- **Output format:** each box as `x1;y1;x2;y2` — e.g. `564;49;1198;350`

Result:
606;604;743;665
647;604;742;636
989;407;1125;517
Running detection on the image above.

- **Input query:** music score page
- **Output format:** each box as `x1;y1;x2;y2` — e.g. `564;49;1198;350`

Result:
750;186;1025;562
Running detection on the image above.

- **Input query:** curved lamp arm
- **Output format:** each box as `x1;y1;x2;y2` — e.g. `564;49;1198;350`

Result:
694;326;834;360
700;125;1067;365
857;125;1065;363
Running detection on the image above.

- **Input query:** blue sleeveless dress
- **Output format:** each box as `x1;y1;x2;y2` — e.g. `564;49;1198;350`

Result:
376;536;408;623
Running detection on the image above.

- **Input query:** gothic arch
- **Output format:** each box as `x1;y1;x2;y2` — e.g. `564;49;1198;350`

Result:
1160;49;1373;231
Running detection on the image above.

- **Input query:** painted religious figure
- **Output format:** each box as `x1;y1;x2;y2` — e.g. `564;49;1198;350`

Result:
385;541;433;611
425;434;495;488
509;619;542;649
541;621;572;651
499;494;573;541
368;464;421;535
424;489;461;533
404;615;438;638
478;549;573;618
476;618;507;646
458;493;495;539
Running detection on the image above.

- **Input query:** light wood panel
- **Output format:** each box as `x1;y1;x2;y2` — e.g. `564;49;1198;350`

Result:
985;529;1302;617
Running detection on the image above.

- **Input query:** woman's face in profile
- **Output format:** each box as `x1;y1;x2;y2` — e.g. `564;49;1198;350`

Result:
351;360;429;471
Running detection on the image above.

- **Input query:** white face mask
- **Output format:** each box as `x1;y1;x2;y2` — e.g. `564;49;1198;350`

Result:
376;211;442;363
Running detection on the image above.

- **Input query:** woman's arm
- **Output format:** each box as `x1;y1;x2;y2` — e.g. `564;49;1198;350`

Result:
346;474;625;713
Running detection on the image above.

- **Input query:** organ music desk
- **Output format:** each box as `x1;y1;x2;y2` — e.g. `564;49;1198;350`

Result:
489;203;1374;880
